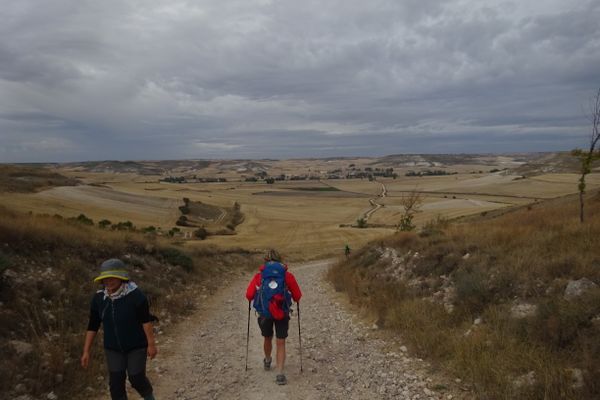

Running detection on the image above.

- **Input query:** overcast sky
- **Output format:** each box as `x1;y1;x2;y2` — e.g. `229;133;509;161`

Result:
1;0;599;162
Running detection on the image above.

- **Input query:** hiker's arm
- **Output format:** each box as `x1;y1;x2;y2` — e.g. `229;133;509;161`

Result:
143;322;158;359
136;295;158;359
81;297;101;368
81;330;97;368
286;272;302;302
245;274;259;301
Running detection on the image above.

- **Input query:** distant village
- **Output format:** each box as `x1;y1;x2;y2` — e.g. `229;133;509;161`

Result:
159;164;408;184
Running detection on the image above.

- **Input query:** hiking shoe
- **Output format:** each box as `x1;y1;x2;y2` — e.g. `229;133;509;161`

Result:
276;374;287;385
263;358;272;371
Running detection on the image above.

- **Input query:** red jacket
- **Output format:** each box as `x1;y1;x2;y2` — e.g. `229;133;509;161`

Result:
245;263;302;303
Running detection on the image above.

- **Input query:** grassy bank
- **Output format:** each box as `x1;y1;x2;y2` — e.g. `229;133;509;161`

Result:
328;193;600;399
0;206;260;400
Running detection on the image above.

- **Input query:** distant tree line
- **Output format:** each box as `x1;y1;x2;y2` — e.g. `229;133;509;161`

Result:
49;213;191;238
161;176;186;183
160;176;227;183
405;170;457;177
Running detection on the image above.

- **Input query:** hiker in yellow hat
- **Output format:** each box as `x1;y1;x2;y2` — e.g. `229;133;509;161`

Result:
81;258;158;400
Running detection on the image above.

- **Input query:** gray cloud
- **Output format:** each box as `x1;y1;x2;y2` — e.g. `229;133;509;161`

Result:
0;0;599;162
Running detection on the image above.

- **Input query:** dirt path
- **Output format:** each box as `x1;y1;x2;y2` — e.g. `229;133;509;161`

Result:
115;260;466;399
362;183;387;222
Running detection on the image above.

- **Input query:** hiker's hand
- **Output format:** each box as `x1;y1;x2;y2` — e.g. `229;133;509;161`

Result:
81;352;90;369
148;344;158;359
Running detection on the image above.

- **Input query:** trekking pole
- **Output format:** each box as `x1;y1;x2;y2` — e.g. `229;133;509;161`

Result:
297;302;303;373
245;300;251;371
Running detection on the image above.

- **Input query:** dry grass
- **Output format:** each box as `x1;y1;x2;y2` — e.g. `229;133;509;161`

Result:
328;192;600;399
0;165;78;192
0;206;260;400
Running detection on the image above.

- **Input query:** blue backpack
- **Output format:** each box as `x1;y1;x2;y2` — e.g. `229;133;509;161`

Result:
253;261;292;320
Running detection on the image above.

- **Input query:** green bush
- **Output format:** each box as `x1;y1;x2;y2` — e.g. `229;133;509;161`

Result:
112;221;134;231
454;267;491;315
178;205;190;215
176;215;189;227
71;214;94;225
398;214;415;231
193;228;208;240
159;247;194;272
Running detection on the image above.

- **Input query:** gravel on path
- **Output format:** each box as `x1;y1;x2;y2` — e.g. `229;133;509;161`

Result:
103;260;468;400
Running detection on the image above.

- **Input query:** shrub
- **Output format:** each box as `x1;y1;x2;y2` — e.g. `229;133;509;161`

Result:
193;227;208;240
531;290;600;349
178;205;190;214
71;214;93;225
420;215;450;238
176;215;189;227
159;247;194;272
397;214;415;231
356;217;367;228
454;267;491;315
112;221;134;231
98;219;111;229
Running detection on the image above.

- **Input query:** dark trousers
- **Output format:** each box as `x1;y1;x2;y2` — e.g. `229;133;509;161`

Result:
105;348;153;400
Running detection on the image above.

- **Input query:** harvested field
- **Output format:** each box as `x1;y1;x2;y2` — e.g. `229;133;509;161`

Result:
0;186;181;229
186;201;224;221
2;157;600;260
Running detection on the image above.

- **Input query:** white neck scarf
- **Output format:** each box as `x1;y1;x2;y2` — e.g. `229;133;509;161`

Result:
103;281;138;300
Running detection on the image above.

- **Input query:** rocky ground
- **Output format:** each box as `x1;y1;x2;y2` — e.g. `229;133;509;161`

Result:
97;259;469;400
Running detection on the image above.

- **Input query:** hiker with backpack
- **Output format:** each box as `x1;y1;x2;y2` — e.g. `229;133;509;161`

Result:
245;249;302;385
81;258;158;400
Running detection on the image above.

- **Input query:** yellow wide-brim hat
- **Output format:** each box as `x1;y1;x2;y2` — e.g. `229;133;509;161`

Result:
93;258;130;282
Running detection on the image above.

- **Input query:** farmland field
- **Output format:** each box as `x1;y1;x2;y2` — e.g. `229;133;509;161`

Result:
1;154;599;260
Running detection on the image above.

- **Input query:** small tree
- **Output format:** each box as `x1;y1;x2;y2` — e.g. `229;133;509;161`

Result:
112;221;134;231
98;219;111;229
572;88;600;223
356;217;367;228
179;205;190;214
168;227;181;237
74;213;94;225
397;214;415;232
193;227;208;240
396;189;423;231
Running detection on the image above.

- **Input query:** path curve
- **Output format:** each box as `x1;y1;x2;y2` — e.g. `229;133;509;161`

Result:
362;182;386;222
112;260;466;400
